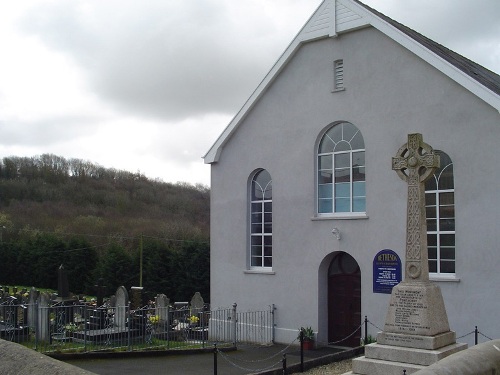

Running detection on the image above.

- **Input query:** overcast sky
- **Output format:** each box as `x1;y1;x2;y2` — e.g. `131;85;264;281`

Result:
1;0;499;186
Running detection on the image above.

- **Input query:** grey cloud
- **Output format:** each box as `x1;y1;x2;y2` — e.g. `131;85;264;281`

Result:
20;0;282;122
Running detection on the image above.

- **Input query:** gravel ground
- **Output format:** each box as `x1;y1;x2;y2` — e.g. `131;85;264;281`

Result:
302;358;353;374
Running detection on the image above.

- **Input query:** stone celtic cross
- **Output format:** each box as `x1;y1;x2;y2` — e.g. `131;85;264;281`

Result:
392;133;439;282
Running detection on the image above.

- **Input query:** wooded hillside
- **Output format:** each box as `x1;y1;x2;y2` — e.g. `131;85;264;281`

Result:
0;154;210;302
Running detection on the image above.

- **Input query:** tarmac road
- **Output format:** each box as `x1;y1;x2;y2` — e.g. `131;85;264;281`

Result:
64;344;347;375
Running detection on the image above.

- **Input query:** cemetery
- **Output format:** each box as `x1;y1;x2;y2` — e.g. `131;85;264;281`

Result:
0;278;217;354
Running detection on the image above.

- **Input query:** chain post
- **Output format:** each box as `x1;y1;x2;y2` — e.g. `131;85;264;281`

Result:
475;326;478;345
282;353;287;375
364;316;368;345
213;343;218;375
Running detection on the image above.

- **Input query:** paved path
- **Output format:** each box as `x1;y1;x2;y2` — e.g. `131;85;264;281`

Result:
64;344;346;375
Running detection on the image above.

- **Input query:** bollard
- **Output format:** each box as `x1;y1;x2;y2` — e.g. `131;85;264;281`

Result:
213;343;218;375
475;326;478;345
364;316;368;345
300;328;304;372
403;370;406;374
282;353;287;375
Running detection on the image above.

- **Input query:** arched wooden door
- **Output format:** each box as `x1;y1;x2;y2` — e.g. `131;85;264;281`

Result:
328;252;361;347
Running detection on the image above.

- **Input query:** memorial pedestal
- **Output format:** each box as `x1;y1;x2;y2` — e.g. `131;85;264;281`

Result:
344;282;467;375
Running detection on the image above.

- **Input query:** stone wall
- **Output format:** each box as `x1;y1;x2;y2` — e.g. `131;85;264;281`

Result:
0;339;96;375
413;340;500;375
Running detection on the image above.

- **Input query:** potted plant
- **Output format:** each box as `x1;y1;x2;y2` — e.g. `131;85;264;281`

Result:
299;326;315;350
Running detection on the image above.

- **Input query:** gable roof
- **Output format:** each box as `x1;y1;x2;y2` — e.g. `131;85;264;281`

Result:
204;0;500;164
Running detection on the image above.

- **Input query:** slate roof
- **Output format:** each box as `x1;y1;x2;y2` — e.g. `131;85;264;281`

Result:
355;0;500;96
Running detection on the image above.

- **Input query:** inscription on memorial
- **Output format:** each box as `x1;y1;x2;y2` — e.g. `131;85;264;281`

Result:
386;289;430;332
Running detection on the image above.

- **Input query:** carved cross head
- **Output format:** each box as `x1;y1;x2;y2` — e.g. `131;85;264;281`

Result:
392;133;439;185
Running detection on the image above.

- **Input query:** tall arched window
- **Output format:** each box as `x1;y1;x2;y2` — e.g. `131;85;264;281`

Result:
425;151;455;275
250;170;272;269
317;122;365;214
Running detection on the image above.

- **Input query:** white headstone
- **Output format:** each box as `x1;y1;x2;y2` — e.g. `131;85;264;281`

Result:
114;286;129;329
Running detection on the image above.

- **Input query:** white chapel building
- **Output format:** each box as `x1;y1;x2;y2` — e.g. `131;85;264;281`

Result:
204;0;500;347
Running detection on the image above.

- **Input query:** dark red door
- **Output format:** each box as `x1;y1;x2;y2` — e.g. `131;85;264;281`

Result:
328;253;361;347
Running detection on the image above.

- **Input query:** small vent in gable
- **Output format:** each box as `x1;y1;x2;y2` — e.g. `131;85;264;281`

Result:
334;59;344;91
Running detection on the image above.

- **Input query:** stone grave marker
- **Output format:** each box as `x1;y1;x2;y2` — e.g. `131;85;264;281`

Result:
155;294;169;322
190;292;204;316
27;287;39;330
114;286;129;329
349;134;467;375
36;292;51;342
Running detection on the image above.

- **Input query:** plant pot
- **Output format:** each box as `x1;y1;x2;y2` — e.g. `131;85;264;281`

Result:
302;340;314;350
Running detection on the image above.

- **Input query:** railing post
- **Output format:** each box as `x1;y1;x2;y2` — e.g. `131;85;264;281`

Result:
272;304;276;344
475;326;478;345
282;353;287;375
300;327;304;373
127;302;131;351
232;303;237;346
213;343;218;375
364;316;368;345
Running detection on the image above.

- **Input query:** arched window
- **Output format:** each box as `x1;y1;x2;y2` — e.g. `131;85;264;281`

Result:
425;151;455;275
317;122;365;214
250;170;272;269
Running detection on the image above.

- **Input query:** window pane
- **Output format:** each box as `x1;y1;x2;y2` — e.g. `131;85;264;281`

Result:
334;141;351;152
439;219;455;231
264;245;272;257
439;205;454;219
326;124;343;143
439;165;454;190
350;130;364;149
251;257;262;267
335;169;350;184
441;248;455;260
335;198;350;212
353;182;365;197
251;212;262;223
251;247;262;257
353;197;365;212
429;260;437;273
439;192;454;205
425;192;436;206
319;171;333;184
335;182;350;198
426;206;436;219
428;247;437;259
440;234;455;246
251;224;261;233
319;199;332;213
319;135;335;153
319;184;332;198
251;236;262;246
264;224;272;233
353;151;365;167
440;260;455;273
342;123;358;143
353;166;365;182
425;176;437;191
264;202;272;212
335;153;350;168
426;219;437;231
427;234;437;247
318;155;332;170
263;257;272;267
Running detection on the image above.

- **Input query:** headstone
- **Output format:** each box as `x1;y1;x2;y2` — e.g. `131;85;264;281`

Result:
155;294;169;322
94;278;107;307
114;286;129;329
109;295;116;307
27;287;39;330
129;287;143;310
57;264;70;300
349;134;467;375
36;292;51;342
190;292;204;316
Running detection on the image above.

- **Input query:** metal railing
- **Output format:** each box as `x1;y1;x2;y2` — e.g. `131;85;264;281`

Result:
0;300;274;354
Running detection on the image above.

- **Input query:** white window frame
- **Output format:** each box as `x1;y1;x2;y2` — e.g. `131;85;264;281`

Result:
317;122;365;217
249;170;272;270
425;151;455;277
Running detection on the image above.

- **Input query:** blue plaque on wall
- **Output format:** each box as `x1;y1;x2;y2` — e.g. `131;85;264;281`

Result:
373;249;401;294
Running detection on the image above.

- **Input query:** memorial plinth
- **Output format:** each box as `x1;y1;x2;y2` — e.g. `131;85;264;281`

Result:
345;134;466;375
